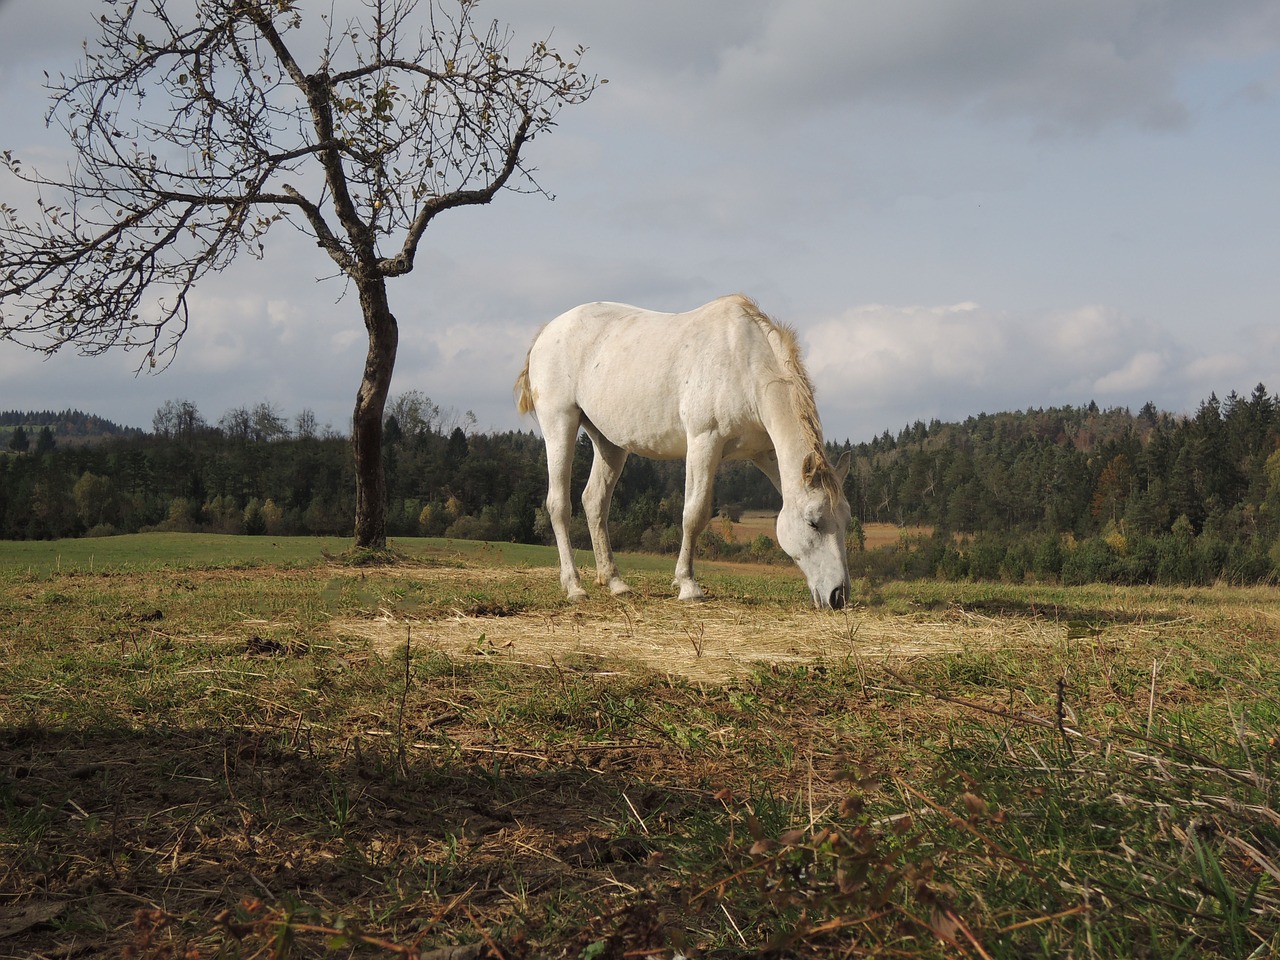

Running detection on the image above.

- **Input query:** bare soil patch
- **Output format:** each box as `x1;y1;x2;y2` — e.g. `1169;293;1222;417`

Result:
335;566;1066;681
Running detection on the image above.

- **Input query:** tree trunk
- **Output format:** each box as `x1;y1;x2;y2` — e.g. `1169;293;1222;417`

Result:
352;277;399;550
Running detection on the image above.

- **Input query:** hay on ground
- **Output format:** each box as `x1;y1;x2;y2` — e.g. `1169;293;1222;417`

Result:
334;566;1070;681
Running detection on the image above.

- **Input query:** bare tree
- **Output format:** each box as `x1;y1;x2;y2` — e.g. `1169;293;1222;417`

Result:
218;405;255;441
251;400;289;442
0;0;598;548
294;408;319;440
152;399;207;443
385;389;443;439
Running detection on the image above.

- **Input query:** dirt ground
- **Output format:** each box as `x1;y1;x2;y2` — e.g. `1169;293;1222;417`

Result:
335;564;1064;683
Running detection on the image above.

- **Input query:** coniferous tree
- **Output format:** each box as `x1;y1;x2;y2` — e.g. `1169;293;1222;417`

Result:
8;425;29;454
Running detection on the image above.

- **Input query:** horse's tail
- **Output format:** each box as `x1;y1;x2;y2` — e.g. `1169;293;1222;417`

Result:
514;350;536;417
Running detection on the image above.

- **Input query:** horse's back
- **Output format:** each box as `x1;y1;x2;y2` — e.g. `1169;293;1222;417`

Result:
526;296;777;457
532;295;770;374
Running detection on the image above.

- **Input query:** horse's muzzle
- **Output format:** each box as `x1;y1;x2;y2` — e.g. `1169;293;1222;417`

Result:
829;584;848;611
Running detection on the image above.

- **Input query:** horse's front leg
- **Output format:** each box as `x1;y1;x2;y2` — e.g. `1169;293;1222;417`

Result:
674;435;722;601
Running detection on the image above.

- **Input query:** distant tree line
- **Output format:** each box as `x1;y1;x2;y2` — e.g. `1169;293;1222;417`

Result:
839;386;1280;585
4;386;1280;586
1;409;141;449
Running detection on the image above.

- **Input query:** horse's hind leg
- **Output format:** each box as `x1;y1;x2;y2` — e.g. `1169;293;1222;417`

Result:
542;410;588;601
581;424;630;595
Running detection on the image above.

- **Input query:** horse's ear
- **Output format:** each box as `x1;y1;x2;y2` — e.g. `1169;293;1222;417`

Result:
802;451;820;483
834;451;852;483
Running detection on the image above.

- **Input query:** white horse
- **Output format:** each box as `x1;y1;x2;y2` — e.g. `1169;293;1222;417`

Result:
515;294;853;609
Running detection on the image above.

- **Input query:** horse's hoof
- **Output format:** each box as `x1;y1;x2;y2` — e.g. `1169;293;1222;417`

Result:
608;578;632;596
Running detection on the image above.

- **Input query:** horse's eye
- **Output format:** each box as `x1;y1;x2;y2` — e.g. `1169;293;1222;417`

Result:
807;519;821;531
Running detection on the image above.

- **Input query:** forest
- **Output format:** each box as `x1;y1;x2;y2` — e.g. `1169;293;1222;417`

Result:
4;385;1280;587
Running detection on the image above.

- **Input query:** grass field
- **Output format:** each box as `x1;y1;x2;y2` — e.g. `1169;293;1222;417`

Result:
2;534;1279;958
729;512;928;550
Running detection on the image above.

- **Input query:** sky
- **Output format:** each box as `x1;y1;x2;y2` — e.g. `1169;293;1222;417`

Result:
2;0;1279;443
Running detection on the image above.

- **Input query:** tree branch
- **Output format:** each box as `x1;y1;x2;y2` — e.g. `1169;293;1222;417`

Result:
380;111;532;277
1;0;599;359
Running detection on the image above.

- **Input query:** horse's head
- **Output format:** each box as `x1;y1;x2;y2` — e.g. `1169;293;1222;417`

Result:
775;451;853;610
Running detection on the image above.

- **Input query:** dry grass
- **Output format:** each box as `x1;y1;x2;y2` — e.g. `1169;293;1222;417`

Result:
2;538;1279;958
728;512;929;549
336;568;1064;683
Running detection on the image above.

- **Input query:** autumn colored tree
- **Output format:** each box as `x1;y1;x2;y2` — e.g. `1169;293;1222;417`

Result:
1090;453;1133;523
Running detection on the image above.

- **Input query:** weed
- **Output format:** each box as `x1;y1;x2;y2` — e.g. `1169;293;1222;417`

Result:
685;620;707;657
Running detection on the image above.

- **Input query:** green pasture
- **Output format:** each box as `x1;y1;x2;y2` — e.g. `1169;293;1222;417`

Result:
0;532;697;579
1;533;1278;958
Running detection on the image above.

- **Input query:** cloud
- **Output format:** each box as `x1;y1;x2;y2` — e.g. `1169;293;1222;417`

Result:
806;302;993;390
4;0;1280;448
799;300;1200;438
1185;352;1248;384
558;0;1280;136
389;311;541;432
1044;305;1167;377
1093;351;1167;393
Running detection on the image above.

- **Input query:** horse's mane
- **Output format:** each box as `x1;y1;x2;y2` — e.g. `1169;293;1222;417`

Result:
729;295;844;504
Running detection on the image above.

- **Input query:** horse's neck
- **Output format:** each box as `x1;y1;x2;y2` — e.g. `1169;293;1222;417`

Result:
758;382;820;498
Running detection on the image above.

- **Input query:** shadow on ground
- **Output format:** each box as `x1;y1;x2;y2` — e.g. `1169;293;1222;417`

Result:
1;722;697;958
